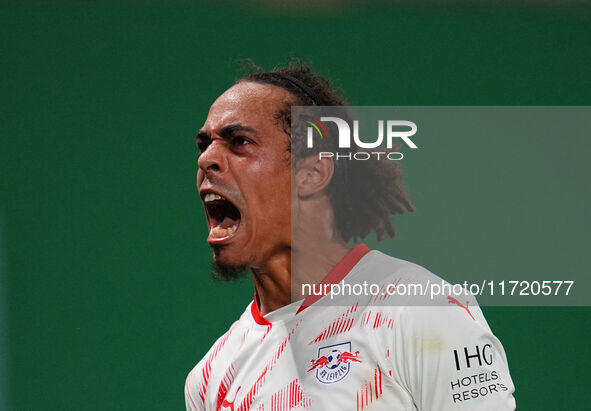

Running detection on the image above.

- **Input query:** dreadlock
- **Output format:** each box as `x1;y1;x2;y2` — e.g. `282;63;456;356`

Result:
238;60;415;242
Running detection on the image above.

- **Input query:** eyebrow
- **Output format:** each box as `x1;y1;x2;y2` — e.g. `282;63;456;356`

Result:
195;123;255;145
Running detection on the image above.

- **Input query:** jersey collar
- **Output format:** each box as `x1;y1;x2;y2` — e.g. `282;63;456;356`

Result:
296;243;370;314
250;243;371;325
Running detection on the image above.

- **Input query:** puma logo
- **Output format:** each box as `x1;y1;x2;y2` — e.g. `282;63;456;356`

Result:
447;296;475;320
221;385;241;411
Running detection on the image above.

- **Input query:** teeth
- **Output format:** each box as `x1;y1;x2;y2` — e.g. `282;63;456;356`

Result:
203;193;225;203
210;223;239;238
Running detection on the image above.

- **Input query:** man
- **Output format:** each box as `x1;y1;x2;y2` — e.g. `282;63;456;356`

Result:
186;63;516;410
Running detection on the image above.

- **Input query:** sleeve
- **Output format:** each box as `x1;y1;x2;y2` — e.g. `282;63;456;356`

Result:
390;300;516;410
185;364;206;411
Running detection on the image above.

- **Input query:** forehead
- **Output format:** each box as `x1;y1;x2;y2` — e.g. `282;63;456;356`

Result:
203;82;293;131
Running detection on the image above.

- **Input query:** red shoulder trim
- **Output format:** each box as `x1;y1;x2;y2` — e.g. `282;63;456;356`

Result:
297;243;370;314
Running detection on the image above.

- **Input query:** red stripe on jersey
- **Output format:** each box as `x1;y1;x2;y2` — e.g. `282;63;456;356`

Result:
261;325;272;342
237;321;302;411
368;278;401;304
374;368;379;398
185;370;199;410
378;365;383;395
240;324;254;349
308;303;358;345
270;379;311;411
198;324;236;403
356;366;384;410
361;311;394;330
216;364;236;411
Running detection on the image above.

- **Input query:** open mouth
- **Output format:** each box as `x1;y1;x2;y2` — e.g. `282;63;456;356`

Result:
203;193;242;241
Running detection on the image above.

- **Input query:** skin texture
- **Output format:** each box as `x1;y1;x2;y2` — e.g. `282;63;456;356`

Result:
197;82;292;268
197;82;349;314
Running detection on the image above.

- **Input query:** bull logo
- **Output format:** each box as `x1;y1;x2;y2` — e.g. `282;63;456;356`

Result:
307;342;361;384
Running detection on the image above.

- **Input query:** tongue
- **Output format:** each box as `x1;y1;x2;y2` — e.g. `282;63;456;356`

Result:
219;216;238;229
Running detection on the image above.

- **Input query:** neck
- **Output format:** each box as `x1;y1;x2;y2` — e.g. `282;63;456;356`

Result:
252;237;351;316
253;193;352;316
290;238;350;301
250;251;291;315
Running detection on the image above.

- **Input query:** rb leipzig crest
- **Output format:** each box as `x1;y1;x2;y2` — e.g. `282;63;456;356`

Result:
307;341;362;384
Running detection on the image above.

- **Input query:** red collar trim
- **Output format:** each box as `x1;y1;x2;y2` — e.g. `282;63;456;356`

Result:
250;243;371;324
251;293;272;326
296;243;370;314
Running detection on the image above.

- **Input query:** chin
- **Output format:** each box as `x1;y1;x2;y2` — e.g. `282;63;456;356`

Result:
210;245;249;281
212;244;247;265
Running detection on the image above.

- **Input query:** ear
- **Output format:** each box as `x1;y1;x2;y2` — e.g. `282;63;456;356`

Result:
294;155;334;197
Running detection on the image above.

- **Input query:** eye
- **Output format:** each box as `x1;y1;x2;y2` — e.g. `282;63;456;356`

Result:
196;139;210;154
231;136;251;146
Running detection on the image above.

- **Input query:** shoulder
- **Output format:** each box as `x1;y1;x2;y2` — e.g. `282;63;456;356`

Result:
356;251;493;338
355;250;446;284
349;250;455;309
358;253;517;410
184;302;253;410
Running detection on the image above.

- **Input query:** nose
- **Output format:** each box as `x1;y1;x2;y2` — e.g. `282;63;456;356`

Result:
198;139;226;174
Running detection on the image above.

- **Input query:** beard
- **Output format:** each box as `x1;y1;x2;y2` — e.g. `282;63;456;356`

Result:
210;245;248;281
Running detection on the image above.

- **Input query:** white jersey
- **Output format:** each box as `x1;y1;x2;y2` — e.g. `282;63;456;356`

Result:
185;244;516;411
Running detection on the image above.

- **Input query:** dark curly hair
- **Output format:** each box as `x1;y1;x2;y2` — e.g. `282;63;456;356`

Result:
238;60;415;242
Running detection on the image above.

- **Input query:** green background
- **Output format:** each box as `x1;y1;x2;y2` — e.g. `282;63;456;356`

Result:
1;1;589;410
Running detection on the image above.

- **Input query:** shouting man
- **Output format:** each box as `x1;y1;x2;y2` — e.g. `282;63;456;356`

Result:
185;62;516;410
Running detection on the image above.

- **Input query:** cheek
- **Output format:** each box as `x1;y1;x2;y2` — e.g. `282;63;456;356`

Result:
196;169;204;186
248;160;291;215
247;155;291;185
271;169;292;219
